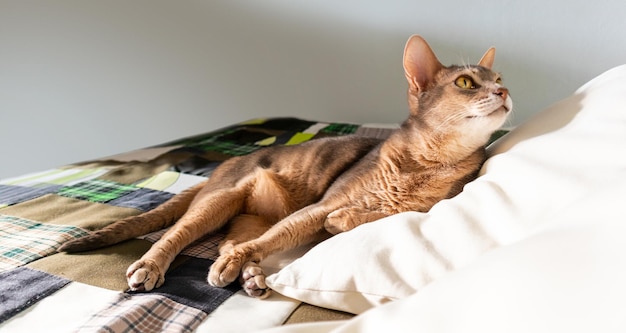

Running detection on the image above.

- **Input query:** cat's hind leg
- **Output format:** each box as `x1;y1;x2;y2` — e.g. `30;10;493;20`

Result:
127;186;247;292
218;214;274;298
59;181;207;253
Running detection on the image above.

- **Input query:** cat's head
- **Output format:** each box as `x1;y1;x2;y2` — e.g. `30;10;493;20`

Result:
402;35;511;138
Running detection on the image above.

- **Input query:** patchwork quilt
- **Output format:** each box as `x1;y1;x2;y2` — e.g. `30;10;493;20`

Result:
0;118;397;332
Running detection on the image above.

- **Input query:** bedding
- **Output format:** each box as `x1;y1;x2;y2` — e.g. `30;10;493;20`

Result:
2;62;625;332
0;118;395;332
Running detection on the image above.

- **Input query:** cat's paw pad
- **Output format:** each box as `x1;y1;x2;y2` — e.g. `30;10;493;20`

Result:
126;259;164;292
208;253;244;288
239;262;271;299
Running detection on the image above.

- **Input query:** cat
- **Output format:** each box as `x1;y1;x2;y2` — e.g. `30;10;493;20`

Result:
59;35;512;299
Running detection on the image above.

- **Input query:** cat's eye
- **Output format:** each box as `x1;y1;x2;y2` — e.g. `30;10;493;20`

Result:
496;77;503;84
455;76;475;89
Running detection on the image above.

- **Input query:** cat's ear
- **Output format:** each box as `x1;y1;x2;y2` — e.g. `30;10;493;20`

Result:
478;47;496;69
403;35;443;92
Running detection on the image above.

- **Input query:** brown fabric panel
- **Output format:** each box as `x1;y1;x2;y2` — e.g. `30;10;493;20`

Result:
284;303;354;324
0;194;141;230
27;240;191;291
27;240;153;291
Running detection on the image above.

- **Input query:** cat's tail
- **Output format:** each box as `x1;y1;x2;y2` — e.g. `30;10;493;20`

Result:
58;181;208;253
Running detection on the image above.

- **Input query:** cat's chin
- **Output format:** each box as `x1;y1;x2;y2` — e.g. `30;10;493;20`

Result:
467;106;510;119
493;105;511;115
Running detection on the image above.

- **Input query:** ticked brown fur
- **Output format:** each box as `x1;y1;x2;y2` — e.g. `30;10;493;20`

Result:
60;35;512;298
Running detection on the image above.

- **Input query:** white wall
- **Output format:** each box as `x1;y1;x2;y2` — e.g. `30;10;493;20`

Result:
1;0;625;179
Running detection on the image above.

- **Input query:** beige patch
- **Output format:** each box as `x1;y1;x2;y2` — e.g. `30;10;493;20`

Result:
1;194;141;230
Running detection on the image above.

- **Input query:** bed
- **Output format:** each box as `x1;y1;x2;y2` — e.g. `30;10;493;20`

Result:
2;64;626;333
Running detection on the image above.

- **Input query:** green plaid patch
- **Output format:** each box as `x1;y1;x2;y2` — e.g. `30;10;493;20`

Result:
58;179;139;203
175;127;264;156
0;215;90;271
320;123;359;135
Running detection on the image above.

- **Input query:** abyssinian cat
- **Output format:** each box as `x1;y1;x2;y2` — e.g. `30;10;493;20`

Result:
60;35;512;298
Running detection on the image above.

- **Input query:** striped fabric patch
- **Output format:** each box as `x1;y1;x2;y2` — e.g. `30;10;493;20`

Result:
0;184;62;207
107;188;174;212
139;229;223;260
0;215;89;272
58;179;139;203
76;293;207;333
355;124;399;139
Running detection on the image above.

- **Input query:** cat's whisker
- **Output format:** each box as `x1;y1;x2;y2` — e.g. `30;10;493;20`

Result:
431;110;467;134
457;55;471;70
502;109;516;128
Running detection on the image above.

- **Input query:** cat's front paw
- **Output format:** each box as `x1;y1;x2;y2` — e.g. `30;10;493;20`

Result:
240;262;271;299
126;259;164;292
324;209;356;234
208;252;245;288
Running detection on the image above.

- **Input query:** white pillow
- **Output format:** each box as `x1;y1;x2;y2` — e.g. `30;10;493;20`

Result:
287;179;626;333
264;65;626;314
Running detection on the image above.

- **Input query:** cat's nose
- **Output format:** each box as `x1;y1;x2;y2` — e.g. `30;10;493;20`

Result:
495;88;509;101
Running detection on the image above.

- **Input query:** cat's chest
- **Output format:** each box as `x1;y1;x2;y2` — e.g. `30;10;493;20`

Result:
358;166;456;213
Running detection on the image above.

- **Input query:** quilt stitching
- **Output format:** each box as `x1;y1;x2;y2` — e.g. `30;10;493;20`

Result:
0;215;90;272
